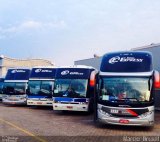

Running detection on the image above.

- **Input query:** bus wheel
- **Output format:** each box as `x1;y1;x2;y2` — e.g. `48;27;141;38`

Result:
94;119;103;127
93;111;99;124
93;111;97;123
93;111;103;127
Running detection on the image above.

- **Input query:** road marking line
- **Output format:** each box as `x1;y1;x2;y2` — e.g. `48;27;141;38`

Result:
0;118;47;142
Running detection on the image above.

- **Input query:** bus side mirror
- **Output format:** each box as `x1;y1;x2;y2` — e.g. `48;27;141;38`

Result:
90;71;97;87
154;70;160;89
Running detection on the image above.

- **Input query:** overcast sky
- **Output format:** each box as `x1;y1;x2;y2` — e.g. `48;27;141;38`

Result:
0;0;160;65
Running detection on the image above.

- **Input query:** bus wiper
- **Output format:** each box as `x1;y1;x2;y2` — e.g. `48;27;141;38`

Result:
15;89;24;94
113;98;141;103
123;98;142;103
7;92;15;95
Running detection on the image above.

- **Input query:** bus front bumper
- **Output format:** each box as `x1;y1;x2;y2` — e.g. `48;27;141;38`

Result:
27;100;53;106
2;99;27;105
53;103;89;111
97;110;154;126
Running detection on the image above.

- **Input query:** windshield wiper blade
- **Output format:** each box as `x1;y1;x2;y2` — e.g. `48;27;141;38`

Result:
123;98;142;103
110;98;141;103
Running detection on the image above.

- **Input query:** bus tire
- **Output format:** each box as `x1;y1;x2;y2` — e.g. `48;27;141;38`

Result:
94;118;102;127
93;114;97;123
93;110;99;124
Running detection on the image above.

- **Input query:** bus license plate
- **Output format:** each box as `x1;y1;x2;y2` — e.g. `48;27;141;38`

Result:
10;99;17;101
110;109;119;114
11;102;16;104
37;102;42;105
67;106;73;109
119;119;129;124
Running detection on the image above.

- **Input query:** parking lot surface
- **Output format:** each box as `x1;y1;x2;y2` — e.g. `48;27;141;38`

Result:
1;103;160;142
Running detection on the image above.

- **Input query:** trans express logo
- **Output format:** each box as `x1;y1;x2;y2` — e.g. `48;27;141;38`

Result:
61;70;70;75
108;56;143;64
11;70;26;73
61;70;84;76
35;69;52;73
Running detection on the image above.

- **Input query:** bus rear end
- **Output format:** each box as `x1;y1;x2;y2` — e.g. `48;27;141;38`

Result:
53;66;97;112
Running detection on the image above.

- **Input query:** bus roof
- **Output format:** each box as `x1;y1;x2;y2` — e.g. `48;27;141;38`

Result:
57;65;95;69
55;66;95;79
32;66;56;68
5;68;31;81
100;51;153;73
29;67;57;79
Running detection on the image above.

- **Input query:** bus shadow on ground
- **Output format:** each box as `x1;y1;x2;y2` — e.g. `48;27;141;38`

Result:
155;110;160;114
95;123;154;132
53;110;93;117
1;103;28;107
28;105;53;110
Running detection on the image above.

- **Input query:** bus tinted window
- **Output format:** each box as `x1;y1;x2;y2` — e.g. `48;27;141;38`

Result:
99;77;152;103
0;82;3;94
3;82;26;95
28;80;54;96
28;81;41;95
54;79;88;98
40;81;53;96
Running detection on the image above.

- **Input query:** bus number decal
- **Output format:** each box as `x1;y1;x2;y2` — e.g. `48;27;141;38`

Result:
110;109;119;114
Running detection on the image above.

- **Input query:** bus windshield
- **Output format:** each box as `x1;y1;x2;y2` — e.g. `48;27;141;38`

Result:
99;77;152;103
28;80;54;97
3;82;26;95
0;81;3;94
53;79;88;98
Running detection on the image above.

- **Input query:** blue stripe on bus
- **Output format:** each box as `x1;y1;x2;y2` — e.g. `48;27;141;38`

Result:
53;97;73;102
74;98;88;102
53;97;88;102
27;96;50;99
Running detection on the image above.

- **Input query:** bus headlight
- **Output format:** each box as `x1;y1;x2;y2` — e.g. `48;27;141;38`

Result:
98;108;111;117
139;111;153;118
20;97;27;100
53;100;58;103
3;96;8;99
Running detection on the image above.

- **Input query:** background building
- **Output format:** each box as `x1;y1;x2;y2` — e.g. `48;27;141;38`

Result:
131;43;160;71
75;57;102;70
74;43;160;71
0;55;54;78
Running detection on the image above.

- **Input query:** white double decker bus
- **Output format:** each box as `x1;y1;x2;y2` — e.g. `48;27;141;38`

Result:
53;65;97;112
27;66;56;106
94;51;160;126
2;68;31;105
